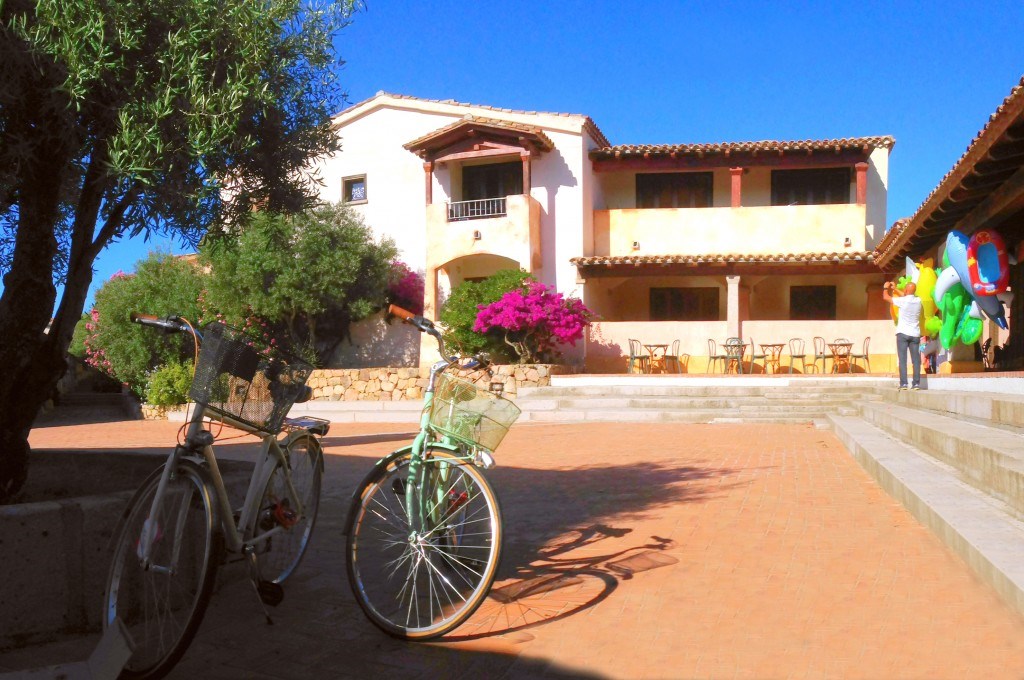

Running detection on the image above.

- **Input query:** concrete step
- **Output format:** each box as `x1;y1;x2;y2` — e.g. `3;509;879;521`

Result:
518;407;854;424
521;385;882;399
857;400;1024;517
829;415;1024;617
874;388;1024;431
517;396;861;412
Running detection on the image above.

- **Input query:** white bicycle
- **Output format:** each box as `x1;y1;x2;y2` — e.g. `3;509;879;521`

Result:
102;315;329;679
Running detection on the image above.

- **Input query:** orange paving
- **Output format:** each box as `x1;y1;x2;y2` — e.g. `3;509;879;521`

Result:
6;419;1024;678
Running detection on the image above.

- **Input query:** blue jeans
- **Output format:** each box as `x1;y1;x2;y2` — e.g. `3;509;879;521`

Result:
896;333;921;387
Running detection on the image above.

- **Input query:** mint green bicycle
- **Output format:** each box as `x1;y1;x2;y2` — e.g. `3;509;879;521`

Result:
344;305;521;639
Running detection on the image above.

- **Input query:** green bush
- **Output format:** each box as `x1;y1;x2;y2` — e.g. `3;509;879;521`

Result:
75;253;208;396
145;361;194;406
439;269;533;362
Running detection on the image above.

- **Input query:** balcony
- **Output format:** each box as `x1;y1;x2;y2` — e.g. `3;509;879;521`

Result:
448;197;507;221
592;204;869;256
426;194;541;272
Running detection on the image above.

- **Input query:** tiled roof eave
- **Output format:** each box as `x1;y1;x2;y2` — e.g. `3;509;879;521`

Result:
590;136;895;159
570;252;875;267
875;75;1024;268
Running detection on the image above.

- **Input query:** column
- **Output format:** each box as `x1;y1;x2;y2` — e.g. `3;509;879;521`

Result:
730;167;743;208
423;162;433;205
727;275;741;338
855;162;868;206
521;152;531;195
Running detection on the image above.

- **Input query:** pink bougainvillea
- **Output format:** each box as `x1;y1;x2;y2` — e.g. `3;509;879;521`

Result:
387;261;425;315
473;282;593;363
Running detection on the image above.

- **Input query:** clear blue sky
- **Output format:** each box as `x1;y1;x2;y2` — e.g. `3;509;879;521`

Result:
83;0;1024;308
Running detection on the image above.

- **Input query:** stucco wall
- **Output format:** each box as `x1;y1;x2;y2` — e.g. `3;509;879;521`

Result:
594;203;868;257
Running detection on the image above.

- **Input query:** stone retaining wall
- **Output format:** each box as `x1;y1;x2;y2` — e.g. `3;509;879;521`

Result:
308;364;572;401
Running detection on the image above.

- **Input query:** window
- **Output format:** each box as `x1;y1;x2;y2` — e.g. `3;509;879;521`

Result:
650;287;720;321
790;285;837;320
636;172;713;209
462;162;523;201
771;168;851;206
343;175;367;204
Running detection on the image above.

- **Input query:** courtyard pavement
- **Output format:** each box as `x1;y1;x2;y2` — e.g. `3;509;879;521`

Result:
4;418;1024;678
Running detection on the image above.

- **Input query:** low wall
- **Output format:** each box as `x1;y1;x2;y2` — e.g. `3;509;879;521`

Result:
0;452;250;649
307;364;573;401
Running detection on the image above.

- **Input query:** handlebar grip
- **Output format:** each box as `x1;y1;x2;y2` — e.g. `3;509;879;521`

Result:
388;304;415;321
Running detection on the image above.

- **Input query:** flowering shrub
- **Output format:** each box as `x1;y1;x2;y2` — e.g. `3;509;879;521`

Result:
473;282;593;363
387;261;424;315
145;361;194;406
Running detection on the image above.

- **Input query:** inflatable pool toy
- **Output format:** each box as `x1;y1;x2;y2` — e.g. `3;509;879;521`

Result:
945;230;1007;329
967;229;1009;296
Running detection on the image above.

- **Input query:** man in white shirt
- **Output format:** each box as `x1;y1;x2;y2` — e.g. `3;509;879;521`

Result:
883;281;923;390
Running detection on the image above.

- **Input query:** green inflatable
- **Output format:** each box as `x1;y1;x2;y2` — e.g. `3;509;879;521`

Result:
932;250;984;350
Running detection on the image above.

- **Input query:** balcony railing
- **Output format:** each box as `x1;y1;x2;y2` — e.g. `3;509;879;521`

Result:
448;197;506;222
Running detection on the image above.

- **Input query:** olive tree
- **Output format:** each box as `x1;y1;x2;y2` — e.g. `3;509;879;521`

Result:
0;0;358;501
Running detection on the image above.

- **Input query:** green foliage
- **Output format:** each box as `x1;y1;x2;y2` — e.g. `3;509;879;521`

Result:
200;203;398;365
68;312;91;358
82;253;207;395
439;270;533;361
145;361;194;406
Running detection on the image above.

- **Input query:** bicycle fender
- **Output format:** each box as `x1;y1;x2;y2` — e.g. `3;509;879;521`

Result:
342;442;462;535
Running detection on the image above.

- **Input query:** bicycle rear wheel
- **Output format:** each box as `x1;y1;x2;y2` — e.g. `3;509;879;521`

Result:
252;434;323;584
345;447;502;640
103;460;222;679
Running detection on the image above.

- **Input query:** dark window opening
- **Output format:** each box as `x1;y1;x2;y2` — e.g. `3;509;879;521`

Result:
343;175;367;203
462;162;523;201
650;287;720;321
790;285;837;320
771;168;851;206
637;172;713;209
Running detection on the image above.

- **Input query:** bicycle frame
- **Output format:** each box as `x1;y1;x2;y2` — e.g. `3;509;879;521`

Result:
138;406;311;568
403;358;496;536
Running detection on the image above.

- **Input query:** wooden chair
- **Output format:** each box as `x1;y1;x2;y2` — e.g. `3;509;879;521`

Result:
707;338;727;374
788;338;808;374
665;339;682;373
811;336;829;374
627;338;650;374
850;337;871;373
747;337;766;374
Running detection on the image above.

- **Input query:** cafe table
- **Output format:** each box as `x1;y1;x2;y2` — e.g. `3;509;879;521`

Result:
760;343;786;375
723;341;747;374
828;341;854;373
643;343;668;374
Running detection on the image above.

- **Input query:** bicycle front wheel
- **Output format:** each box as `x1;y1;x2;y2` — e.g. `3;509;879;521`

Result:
103;460;222;679
252;434;323;584
345;447;502;640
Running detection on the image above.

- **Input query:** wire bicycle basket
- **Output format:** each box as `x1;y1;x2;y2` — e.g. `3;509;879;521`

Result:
189;322;312;434
428;373;521;452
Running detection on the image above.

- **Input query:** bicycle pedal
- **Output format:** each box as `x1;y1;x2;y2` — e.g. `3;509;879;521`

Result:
257;580;284;607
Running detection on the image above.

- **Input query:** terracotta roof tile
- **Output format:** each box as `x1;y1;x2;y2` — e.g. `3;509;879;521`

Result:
403;115;555;152
590;137;895;159
337;92;611;147
875;75;1024;267
570;252;874;266
903;76;1024;227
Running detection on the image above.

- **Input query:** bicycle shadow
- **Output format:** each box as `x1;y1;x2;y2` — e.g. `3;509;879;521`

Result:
434;460;739;641
447;525;681;641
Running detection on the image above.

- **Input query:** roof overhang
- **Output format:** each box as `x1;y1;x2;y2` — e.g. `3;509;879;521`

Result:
875;77;1024;269
571;252;878;278
404;116;555;163
589;137;894;173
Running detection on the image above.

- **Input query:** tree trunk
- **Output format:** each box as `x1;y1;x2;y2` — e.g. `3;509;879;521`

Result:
0;158;67;501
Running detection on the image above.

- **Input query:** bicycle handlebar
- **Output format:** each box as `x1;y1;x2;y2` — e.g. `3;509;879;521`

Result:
130;313;198;337
388;304;489;370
